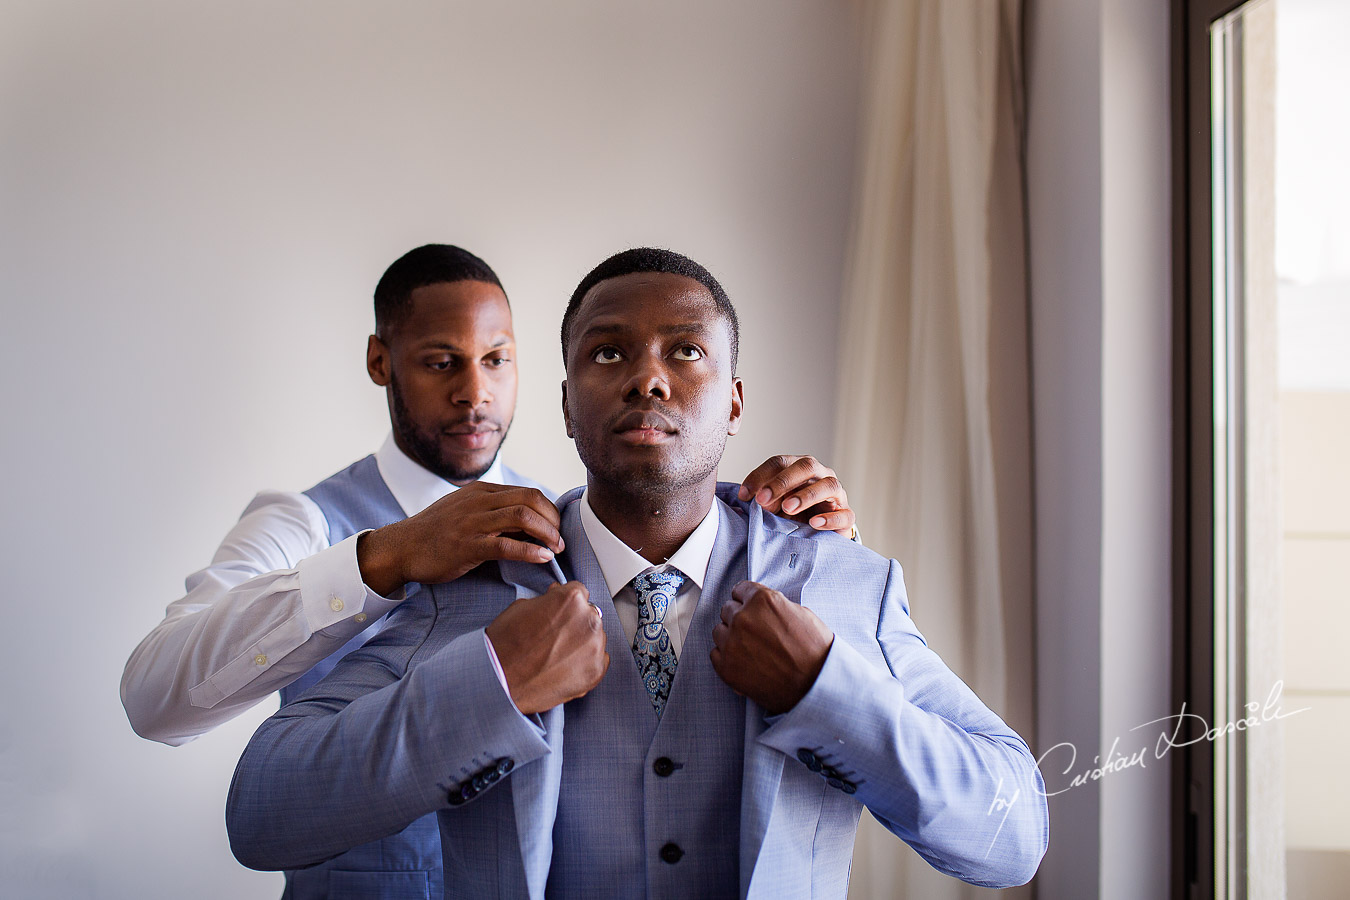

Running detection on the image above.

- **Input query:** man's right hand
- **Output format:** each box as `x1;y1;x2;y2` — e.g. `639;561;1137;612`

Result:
485;581;610;714
356;482;563;596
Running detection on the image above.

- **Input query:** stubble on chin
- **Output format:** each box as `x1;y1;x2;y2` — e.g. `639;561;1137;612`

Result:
390;377;505;483
575;440;722;502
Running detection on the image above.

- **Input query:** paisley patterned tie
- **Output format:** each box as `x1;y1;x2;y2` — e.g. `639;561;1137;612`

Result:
631;570;685;717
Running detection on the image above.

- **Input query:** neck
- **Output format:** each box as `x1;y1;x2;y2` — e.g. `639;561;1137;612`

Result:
586;475;716;564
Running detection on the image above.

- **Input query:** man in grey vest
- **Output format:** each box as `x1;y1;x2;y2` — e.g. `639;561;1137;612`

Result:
121;244;860;899
225;248;1047;896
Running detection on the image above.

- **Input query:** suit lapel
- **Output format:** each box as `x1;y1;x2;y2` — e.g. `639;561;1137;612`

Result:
493;493;589;899
738;499;819;898
497;556;566;600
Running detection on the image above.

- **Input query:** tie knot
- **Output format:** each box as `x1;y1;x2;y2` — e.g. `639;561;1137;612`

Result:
632;570;685;626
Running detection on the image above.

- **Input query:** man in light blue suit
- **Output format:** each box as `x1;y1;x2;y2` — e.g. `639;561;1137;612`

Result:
228;248;1049;896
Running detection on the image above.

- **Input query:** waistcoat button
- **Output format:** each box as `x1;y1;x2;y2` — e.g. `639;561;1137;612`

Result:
660;842;684;864
653;757;675;777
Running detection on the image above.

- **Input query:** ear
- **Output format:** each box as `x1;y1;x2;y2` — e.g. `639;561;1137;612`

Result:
727;377;744;436
561;380;574;438
367;334;391;387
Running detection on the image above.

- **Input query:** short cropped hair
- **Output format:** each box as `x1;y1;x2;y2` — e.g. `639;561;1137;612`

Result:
374;244;504;339
561;248;739;372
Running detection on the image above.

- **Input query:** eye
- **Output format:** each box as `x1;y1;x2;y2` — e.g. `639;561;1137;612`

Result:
427;358;455;371
592;346;623;364
672;345;704;361
485;355;512;368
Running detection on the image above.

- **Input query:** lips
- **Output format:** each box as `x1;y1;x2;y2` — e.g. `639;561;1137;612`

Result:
443;420;500;451
612;409;675;445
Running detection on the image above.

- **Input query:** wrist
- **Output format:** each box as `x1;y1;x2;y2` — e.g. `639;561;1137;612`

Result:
783;635;834;712
356;526;406;597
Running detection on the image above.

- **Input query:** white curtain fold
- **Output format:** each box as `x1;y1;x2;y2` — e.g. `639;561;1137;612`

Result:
836;1;1035;897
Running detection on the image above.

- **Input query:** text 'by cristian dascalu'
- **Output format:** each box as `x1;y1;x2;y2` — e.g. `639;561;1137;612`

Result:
981;680;1309;858
1035;679;1309;797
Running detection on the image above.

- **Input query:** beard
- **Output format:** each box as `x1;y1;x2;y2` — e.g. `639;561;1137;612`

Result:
390;375;510;484
570;406;727;500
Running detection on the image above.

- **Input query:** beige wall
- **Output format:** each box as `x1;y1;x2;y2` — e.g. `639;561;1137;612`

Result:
0;2;863;895
1280;392;1350;849
1026;0;1173;896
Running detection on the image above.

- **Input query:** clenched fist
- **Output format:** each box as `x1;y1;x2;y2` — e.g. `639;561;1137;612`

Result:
485;581;609;714
357;482;563;596
710;581;834;714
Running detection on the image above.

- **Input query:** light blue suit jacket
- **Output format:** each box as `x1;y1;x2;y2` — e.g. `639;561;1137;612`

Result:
228;484;1048;896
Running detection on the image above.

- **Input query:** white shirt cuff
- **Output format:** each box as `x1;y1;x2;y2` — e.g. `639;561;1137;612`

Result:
482;632;531;720
296;532;405;634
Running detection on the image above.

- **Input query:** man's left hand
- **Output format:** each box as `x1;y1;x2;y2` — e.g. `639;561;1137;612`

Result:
738;455;855;536
710;581;834;715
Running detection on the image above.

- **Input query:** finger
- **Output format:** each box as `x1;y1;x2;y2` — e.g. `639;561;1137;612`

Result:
738;455;800;503
468;486;562;528
483;536;557;564
493;505;565;553
508;488;563;530
731;581;765;603
754;457;830;512
807;508;857;536
712;621;730;648
546;580;590;603
451;480;526;504
719;599;743;627
732;581;782;610
492;489;563;534
458;480;512;494
779;475;845;517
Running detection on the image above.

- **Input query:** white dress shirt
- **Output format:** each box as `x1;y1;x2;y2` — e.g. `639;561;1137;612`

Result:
577;489;719;659
120;434;506;746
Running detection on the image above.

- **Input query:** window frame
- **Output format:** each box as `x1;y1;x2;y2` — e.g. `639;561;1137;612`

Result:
1171;2;1255;898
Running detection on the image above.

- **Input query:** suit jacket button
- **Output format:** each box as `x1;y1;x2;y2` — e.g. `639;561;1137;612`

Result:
796;748;822;772
457;783;476;803
653;757;676;777
821;766;842;781
472;773;489;791
659;842;684;864
496;758;515;776
841;781;858;795
825;776;845;791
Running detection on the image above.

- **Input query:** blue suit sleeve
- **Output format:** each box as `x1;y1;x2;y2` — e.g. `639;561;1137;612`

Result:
758;559;1048;888
225;592;552;871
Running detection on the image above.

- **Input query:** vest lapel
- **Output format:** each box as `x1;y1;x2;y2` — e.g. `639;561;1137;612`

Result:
663;499;748;721
562;499;651;698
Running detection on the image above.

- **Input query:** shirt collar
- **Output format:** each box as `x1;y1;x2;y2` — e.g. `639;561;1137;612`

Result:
374;432;505;517
578;488;720;599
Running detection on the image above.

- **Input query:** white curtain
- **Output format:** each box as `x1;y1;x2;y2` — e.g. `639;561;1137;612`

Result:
835;1;1035;897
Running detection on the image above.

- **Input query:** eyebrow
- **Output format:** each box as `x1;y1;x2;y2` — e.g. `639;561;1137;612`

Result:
578;321;715;341
416;337;514;352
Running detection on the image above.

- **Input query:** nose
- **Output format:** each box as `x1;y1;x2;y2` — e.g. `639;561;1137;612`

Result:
622;352;670;402
452;364;492;409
